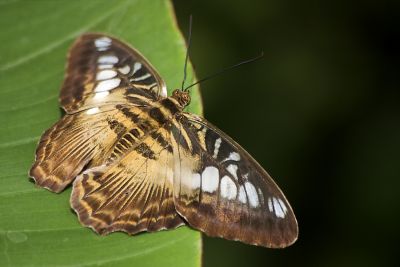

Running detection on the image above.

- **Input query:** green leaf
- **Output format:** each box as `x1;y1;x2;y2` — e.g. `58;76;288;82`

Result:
0;0;202;266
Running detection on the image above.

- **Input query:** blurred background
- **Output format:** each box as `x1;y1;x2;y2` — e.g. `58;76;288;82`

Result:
173;1;400;266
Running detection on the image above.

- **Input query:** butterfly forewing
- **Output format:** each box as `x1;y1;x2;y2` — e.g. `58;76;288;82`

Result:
60;33;167;113
171;113;298;248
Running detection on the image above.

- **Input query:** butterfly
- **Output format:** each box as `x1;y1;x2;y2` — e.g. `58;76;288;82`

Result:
29;33;298;248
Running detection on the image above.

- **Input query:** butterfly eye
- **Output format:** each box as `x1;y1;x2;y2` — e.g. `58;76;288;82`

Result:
182;92;191;105
172;89;180;97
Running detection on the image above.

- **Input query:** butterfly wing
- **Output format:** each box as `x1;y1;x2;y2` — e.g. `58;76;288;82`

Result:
30;104;157;192
71;127;184;234
60;33;167;113
30;33;166;192
171;113;298;248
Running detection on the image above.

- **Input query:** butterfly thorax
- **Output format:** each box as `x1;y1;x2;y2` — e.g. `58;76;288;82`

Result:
143;90;188;127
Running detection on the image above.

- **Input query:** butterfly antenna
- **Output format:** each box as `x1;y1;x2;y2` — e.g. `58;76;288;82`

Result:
184;51;264;92
181;15;193;91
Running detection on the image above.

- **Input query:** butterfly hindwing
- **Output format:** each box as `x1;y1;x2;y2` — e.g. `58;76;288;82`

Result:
71;127;184;234
60;33;167;113
171;113;298;248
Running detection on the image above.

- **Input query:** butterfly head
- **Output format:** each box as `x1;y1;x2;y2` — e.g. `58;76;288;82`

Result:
172;89;191;108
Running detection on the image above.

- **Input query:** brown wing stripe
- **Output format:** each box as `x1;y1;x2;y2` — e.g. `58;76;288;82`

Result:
134;143;156;159
149;107;167;124
126;87;157;99
129;128;141;138
151;132;173;153
161;98;180;114
107;119;127;137
116;105;140;123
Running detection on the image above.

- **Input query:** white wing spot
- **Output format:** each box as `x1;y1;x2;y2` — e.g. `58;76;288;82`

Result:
226;164;238;180
131;73;151;82
268;197;273;212
132;62;142;74
96;69;117;80
245;182;259;208
98;55;119;64
271;197;286;218
278;198;288;214
229;152;240;161
94;37;111;51
220;176;237;200
192;173;201;190
238;185;247;204
257;188;264;204
94;78;121;92
212;138;222;158
118;65;130;75
86;107;100;115
201;166;219;193
93;91;109;100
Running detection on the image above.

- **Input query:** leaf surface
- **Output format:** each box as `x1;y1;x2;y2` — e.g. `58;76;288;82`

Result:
0;1;202;266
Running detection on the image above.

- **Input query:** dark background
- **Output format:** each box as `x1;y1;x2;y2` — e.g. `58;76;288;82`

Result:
173;1;400;267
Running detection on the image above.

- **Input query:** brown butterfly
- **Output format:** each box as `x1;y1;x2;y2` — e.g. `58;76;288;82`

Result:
29;33;298;248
